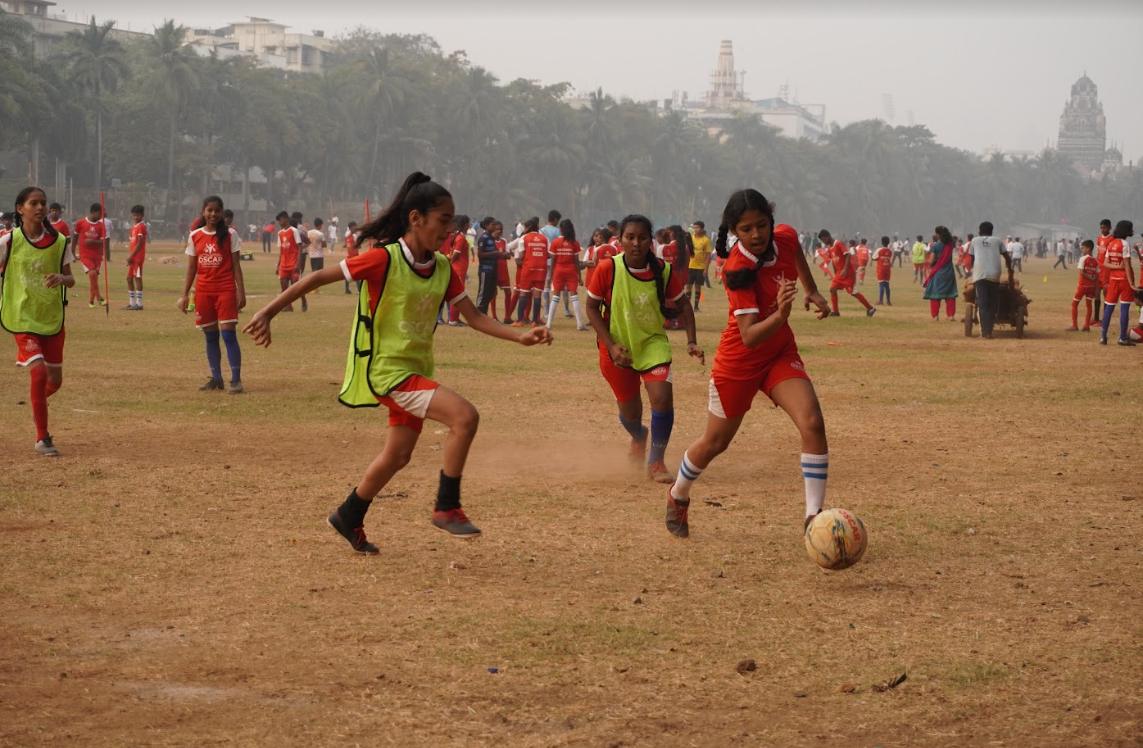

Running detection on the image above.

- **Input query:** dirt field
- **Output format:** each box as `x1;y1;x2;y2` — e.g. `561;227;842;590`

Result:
1;243;1139;746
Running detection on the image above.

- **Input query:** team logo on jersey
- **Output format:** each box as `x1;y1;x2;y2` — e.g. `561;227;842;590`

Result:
398;291;440;337
624;289;659;325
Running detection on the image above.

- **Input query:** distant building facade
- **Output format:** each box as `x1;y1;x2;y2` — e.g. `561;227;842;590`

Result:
1057;74;1117;175
189;18;333;75
0;0;149;58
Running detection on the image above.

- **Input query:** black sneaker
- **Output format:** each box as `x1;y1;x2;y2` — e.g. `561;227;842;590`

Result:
327;511;379;555
1117;339;1137;347
199;378;224;391
665;491;689;538
431;508;481;537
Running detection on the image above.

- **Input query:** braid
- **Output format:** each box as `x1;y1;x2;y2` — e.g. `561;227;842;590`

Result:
715;223;730;258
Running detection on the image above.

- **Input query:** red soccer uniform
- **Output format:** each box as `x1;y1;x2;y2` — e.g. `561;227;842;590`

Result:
519;231;550;289
278;226;303;278
829;241;854;288
51;219;70;238
186;227;240;327
549;236;581;292
345;232;359;258
1075;254;1099;299
495;238;511;287
660;241;679;266
583;244;614;287
856;245;870;268
443;232;469;277
1102;238;1134;303
128;222;148;268
873;246;892;281
708;225;810;419
74;217;106;272
1096;233;1112;286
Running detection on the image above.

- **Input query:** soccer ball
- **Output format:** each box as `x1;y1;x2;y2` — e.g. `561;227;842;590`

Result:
804;508;867;570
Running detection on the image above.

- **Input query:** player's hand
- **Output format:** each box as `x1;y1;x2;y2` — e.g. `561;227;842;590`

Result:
520;327;553;346
44;273;65;288
687;341;705;366
177;294;189;314
804;289;830;320
777;279;797;317
608;343;632;367
236;291;247;311
243;310;273;347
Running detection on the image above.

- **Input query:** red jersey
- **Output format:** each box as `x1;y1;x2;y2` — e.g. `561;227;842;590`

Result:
712;224;801;381
585;255;686;308
873;246;892;281
186;227;238;294
1104;238;1130;281
74;217;106;255
342;240;466;313
855;245;870;267
50;219;70;237
345;232;359;258
1077;254;1099;287
829;241;854;283
278;226;303;272
129;221;148;260
440;232;469;275
549;237;580;269
661;241;679;266
520;231;549;272
1096;233;1112;283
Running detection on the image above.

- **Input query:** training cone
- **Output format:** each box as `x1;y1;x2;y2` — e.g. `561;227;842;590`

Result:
1043;275;1048;283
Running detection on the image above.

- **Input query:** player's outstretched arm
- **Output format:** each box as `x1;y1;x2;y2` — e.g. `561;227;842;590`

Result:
243;265;344;347
455;296;552;346
792;249;829;319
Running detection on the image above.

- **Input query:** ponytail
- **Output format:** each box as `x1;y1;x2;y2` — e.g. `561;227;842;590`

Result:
715;223;730;258
358;172;452;247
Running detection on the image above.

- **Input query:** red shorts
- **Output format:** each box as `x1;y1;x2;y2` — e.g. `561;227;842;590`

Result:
497;261;511;288
597;344;671;403
1104;278;1134;304
518;267;547;291
1074;283;1098;300
830;279;855;292
278;266;299;281
127;260;144;278
79;251;103;274
194;290;238;328
377;374;439;432
14;329;65;367
708;350;810;420
551;269;579;293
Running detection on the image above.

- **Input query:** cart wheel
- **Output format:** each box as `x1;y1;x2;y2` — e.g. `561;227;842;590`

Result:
1015;308;1025;339
964;303;975;337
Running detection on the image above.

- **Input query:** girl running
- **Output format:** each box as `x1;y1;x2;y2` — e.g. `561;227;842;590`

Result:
0;187;75;456
547;218;586;330
243;172;552;554
178;196;246;393
664;189;832;538
585;214;703;484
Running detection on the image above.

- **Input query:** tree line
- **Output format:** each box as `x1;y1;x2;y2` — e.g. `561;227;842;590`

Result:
1;11;1139;236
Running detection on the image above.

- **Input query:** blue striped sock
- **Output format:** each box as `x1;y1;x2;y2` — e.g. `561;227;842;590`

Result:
671;451;702;500
801;452;828;517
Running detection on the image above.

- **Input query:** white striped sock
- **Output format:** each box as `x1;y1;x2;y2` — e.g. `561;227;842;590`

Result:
801;452;828;517
671;451;702;500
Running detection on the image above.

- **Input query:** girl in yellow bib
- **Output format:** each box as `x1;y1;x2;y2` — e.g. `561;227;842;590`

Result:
0;187;76;456
584;214;704;484
244;173;552;555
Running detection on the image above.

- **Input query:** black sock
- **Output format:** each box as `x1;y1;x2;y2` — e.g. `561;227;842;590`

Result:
435;471;461;512
337;489;372;527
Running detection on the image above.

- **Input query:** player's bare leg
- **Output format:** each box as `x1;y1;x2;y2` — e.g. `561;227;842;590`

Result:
770;378;829;528
424;386;482;537
666;411;747;537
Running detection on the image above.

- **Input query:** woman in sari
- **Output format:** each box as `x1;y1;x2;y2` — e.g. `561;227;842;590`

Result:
923;225;958;320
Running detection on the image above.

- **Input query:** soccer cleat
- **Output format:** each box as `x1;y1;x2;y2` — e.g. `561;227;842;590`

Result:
665;491;689;538
35;435;60;457
123;304;137;311
199;378;224;391
88;302;96;308
829;311;840;317
804;509;823;531
431;508;482;538
98;299;106;306
866;307;877;318
327;511;379;555
1067;326;1079;332
1118;339;1136;347
1099;337;1108;345
647;461;673;484
228;381;245;394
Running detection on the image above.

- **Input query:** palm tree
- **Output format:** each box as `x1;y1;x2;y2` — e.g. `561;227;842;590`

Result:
58;16;128;189
357;46;409;189
146;20;198;194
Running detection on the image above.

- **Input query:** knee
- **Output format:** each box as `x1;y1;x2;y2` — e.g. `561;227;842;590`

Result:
799;409;826;439
705;431;733;457
392;447;414;470
452;404;480;438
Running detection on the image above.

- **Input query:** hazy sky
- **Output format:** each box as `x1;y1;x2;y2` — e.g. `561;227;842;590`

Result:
60;1;1143;160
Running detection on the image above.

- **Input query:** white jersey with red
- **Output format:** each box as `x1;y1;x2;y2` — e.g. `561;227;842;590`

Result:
1104;238;1129;281
1077;255;1099;288
185;227;238;294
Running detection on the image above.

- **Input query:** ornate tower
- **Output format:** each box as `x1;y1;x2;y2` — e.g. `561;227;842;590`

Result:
707;40;746;109
1057;74;1107;174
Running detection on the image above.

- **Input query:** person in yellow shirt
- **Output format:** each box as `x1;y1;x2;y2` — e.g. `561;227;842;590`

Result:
911;235;927;283
688;221;714;311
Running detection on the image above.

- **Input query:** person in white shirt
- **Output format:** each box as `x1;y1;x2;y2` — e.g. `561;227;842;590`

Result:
1006;237;1024;272
327;217;339;250
1052;237;1067;270
307;217;327;273
969;221;1013;339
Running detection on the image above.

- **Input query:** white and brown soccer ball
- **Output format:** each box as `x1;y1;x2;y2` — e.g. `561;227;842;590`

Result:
804;508;867;570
